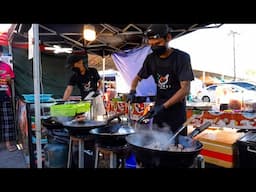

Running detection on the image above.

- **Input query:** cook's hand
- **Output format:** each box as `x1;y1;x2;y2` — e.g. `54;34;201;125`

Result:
92;90;100;97
148;104;165;117
126;90;136;103
137;104;165;123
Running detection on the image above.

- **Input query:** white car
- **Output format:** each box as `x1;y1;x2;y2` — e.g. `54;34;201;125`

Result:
196;84;218;102
197;83;256;103
216;84;256;103
224;81;256;91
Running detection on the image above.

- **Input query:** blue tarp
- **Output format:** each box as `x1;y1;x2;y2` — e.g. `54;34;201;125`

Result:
111;46;156;96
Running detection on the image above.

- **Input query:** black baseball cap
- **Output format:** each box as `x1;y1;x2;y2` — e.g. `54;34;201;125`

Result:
66;54;85;68
144;24;169;39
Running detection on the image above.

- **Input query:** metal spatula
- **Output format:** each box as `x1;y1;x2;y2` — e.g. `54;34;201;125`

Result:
161;115;198;149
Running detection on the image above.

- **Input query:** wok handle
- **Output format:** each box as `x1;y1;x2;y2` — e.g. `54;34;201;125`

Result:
183;114;198;127
188;121;211;138
106;112;125;125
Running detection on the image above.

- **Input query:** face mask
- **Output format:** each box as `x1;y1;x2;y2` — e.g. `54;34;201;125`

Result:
72;67;80;73
151;45;167;56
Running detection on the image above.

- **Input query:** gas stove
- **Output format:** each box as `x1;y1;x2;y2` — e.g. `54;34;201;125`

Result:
237;131;256;168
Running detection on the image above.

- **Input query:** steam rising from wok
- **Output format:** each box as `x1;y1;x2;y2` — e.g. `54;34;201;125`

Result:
129;128;197;152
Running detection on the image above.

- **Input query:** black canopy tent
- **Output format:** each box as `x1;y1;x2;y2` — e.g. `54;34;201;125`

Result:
9;23;222;97
9;24;222;56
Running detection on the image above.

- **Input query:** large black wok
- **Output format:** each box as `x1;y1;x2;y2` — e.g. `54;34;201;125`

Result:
125;121;211;168
41;116;71;130
90;124;135;147
41;116;107;135
62;120;107;136
89;112;135;147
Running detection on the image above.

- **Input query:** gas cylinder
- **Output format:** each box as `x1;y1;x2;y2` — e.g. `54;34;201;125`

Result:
44;143;68;168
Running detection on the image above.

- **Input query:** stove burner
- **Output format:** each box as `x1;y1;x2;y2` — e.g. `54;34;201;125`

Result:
94;144;131;168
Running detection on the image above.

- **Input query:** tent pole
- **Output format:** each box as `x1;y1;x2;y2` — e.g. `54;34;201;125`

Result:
202;71;206;87
32;24;42;168
102;50;105;93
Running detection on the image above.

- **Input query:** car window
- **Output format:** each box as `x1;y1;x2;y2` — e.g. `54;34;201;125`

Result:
226;82;256;91
230;86;240;93
206;85;217;91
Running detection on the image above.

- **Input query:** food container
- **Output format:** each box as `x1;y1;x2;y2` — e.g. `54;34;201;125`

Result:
22;94;53;102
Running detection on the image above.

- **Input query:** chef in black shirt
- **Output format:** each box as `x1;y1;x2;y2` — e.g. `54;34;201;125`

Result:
63;54;106;118
127;24;194;135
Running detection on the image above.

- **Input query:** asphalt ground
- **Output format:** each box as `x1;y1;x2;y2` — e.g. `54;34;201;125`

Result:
0;142;28;168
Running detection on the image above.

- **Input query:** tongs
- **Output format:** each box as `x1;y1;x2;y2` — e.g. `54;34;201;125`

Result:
137;108;155;124
83;91;95;101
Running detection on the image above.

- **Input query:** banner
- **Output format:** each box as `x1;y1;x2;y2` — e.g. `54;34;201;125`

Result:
111;46;156;96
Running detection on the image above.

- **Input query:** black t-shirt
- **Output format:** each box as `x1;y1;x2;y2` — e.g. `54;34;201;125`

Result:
67;67;100;99
137;48;194;132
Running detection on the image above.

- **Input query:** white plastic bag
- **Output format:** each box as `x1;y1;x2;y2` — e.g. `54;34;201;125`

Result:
93;94;106;119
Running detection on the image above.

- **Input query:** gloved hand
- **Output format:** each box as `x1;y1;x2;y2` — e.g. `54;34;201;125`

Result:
148;104;165;117
92;90;100;97
137;104;165;123
126;90;136;103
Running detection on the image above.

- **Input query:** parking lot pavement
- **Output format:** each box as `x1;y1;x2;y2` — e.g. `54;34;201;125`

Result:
0;143;28;168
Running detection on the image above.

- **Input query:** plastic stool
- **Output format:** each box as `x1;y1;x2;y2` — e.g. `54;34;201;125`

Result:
125;153;136;168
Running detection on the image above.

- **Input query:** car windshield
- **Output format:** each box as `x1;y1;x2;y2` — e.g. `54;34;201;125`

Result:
206;85;217;91
224;82;256;91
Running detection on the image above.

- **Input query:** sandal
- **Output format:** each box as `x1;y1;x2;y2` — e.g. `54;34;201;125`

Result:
7;145;17;152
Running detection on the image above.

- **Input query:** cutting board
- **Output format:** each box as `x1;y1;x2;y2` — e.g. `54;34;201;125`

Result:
189;126;245;168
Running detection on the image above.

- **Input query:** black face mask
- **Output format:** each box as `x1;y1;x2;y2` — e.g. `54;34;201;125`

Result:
151;45;167;56
72;67;80;73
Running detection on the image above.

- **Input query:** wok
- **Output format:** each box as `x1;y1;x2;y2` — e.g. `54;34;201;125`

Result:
63;120;107;136
41;116;107;136
89;112;135;147
125;121;211;168
41;116;72;130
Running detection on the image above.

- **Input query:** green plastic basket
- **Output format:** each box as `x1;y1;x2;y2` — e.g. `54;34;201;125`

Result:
75;102;91;114
50;104;77;117
50;102;91;116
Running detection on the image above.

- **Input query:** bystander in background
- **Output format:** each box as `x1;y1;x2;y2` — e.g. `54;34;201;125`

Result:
0;45;17;152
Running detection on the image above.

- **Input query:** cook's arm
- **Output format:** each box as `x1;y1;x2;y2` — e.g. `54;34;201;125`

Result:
130;75;142;91
163;80;190;109
97;79;103;91
62;85;73;101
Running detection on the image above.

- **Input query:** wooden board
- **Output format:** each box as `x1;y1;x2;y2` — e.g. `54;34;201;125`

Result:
188;126;244;168
194;127;244;146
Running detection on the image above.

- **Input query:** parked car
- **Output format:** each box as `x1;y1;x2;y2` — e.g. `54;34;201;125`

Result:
196;84;218;102
218;84;256;102
196;83;256;103
224;81;256;91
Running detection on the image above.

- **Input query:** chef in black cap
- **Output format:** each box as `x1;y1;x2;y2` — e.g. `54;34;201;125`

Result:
127;24;194;135
63;54;106;118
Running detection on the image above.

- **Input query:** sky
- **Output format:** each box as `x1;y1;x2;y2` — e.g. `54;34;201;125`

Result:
0;24;11;33
171;24;256;82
